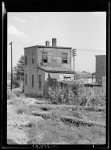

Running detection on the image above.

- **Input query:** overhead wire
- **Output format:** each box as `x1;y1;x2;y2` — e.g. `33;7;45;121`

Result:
8;41;106;53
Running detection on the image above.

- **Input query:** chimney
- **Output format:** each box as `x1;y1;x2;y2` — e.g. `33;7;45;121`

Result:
45;41;50;46
52;38;57;46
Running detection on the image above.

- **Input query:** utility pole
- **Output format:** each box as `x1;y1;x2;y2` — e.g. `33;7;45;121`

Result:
72;49;76;71
72;49;76;80
9;42;13;90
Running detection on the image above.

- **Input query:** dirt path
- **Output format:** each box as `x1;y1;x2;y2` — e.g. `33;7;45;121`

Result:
7;99;44;144
7;104;28;144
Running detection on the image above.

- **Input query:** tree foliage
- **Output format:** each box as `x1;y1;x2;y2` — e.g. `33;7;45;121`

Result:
13;55;24;88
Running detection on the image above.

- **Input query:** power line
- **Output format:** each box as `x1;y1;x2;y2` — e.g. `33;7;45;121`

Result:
9;42;106;53
77;49;106;52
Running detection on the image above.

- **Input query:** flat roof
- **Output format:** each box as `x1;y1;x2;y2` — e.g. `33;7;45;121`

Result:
37;65;75;74
24;45;72;49
95;55;106;57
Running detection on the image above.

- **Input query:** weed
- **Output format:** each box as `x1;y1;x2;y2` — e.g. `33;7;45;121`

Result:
7;90;17;99
16;108;25;114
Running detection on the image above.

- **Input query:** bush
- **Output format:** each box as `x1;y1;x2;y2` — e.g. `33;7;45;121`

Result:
88;95;99;107
16;108;25;114
47;80;106;107
48;86;62;104
98;94;106;106
87;94;106;107
79;95;88;106
12;79;20;88
47;81;84;105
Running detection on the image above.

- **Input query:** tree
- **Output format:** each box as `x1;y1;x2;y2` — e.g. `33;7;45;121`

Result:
13;55;24;89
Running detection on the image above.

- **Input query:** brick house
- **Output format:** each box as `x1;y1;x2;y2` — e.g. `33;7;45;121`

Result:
24;38;75;97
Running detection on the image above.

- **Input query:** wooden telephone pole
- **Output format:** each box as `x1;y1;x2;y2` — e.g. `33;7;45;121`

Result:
9;42;13;90
72;49;76;72
72;49;76;80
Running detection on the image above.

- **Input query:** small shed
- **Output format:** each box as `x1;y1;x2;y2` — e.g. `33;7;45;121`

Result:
37;65;75;97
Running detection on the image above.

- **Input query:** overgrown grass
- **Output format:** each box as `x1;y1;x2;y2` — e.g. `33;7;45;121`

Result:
7;89;17;100
26;113;105;144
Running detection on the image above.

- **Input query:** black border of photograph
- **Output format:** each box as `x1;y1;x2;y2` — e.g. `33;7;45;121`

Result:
1;0;110;149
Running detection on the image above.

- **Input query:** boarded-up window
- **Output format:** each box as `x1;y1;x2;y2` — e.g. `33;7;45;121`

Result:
62;53;68;63
32;53;34;64
42;52;48;63
39;75;42;90
25;74;27;85
32;75;34;88
25;56;27;65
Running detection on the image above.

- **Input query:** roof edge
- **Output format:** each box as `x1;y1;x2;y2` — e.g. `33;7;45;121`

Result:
37;65;75;74
24;45;72;49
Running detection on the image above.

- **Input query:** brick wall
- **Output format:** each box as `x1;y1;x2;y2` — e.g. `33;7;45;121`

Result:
96;55;106;84
37;47;72;69
24;47;38;96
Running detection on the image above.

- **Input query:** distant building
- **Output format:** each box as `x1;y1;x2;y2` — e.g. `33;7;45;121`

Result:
95;55;106;84
24;38;76;97
81;73;96;84
75;72;96;84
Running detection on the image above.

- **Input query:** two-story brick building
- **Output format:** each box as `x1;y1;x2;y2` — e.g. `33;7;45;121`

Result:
24;38;75;97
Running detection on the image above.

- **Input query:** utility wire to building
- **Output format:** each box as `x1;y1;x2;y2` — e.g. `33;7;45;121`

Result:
9;41;106;53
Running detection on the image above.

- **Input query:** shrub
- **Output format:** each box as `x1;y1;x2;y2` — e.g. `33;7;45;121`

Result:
98;94;106;106
87;94;106;107
12;78;20;88
88;95;99;107
16;108;25;114
79;95;88;106
48;86;62;104
47;81;84;105
47;80;106;107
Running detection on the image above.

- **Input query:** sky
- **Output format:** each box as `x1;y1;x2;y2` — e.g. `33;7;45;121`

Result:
7;12;106;73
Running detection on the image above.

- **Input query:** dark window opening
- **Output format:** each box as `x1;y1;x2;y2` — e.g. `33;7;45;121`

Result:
39;75;42;90
25;74;27;85
62;59;68;63
32;75;34;88
42;52;48;63
32;53;34;64
62;53;68;63
25;56;27;65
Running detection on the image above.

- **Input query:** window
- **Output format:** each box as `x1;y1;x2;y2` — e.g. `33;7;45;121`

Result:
62;53;68;63
39;75;42;90
32;75;34;88
32;53;34;64
42;52;48;63
25;56;27;65
25;74;27;85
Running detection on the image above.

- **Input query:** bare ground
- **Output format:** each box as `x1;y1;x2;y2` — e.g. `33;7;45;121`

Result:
7;89;106;145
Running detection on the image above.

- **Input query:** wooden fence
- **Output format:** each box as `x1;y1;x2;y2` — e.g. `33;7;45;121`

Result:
47;76;106;97
83;85;106;96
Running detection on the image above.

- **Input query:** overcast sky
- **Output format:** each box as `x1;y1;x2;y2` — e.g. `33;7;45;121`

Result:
7;12;106;73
